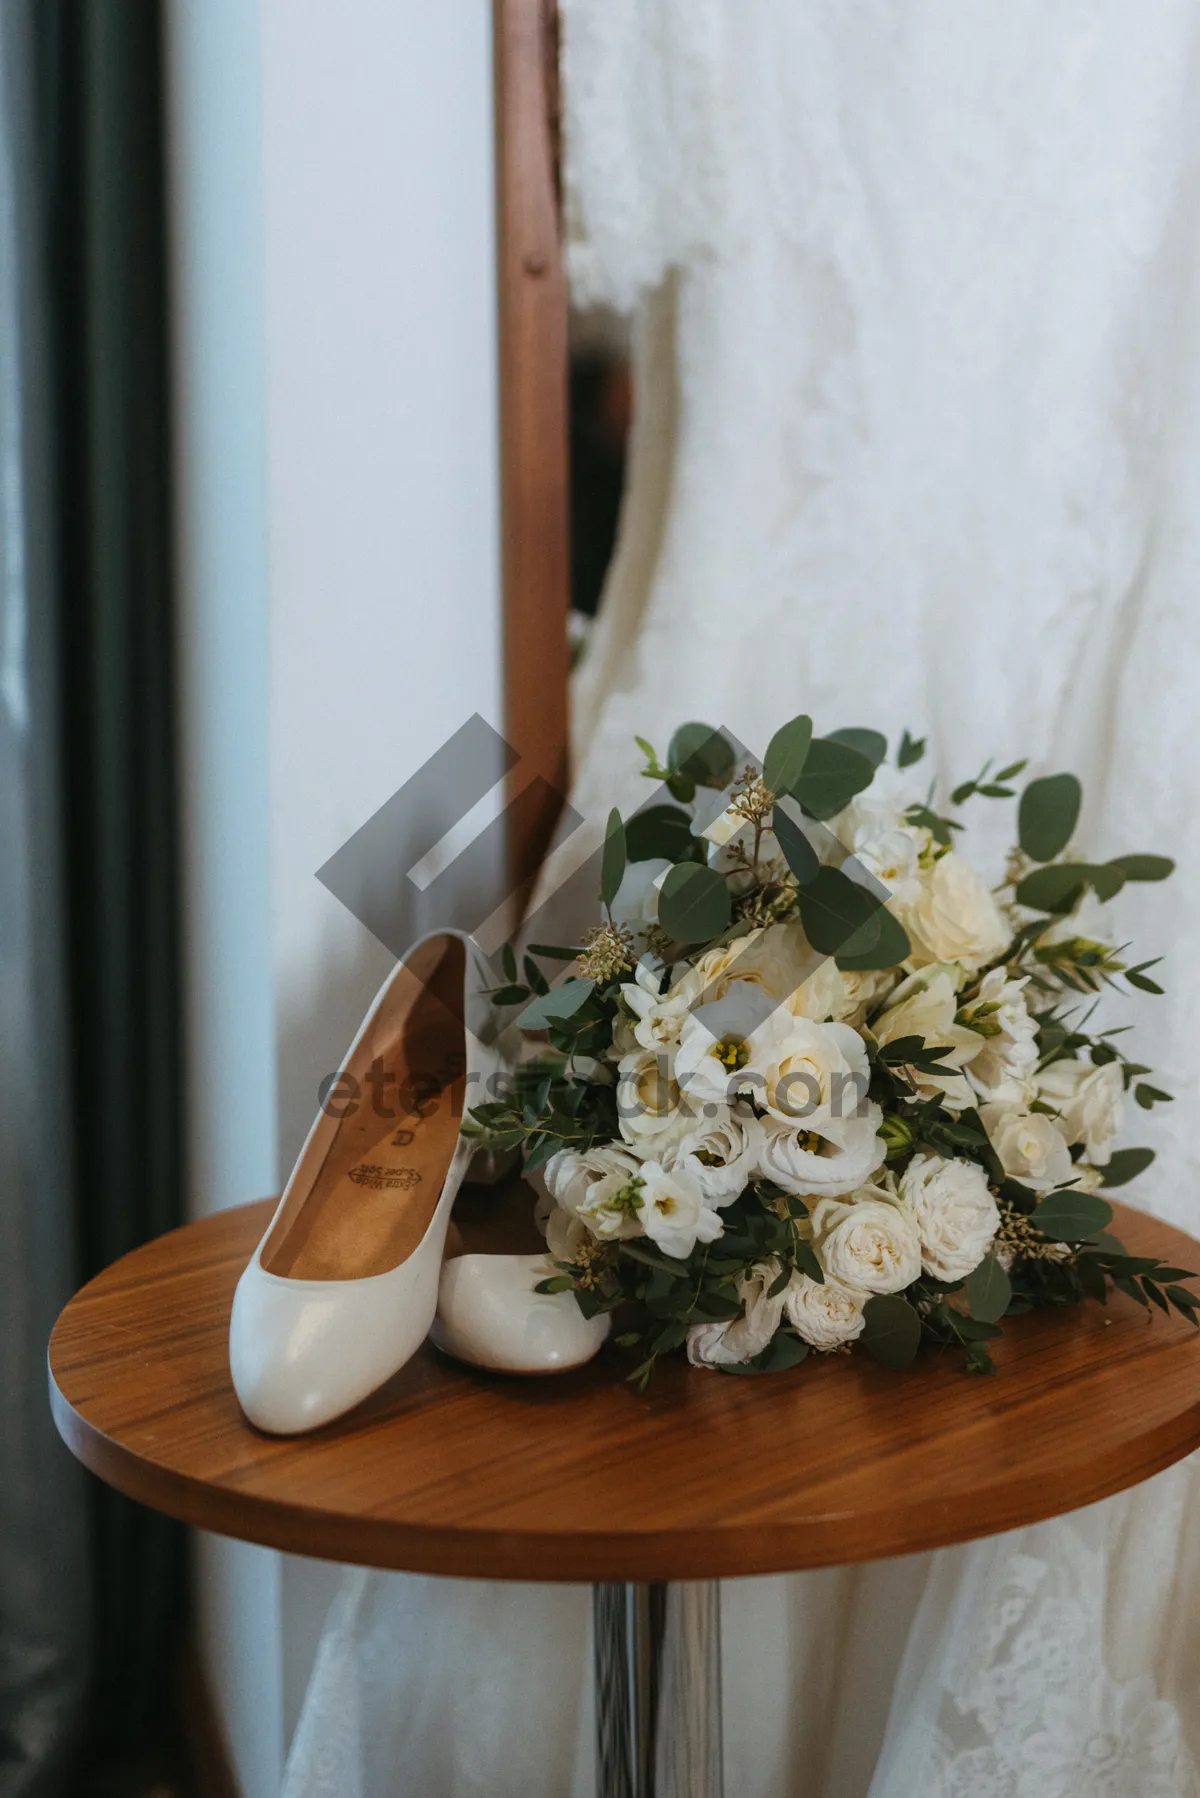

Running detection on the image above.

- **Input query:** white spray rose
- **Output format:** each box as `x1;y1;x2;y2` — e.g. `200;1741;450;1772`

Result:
637;1160;724;1259
1036;1058;1125;1166
899;1152;1000;1281
853;826;926;909
809;1190;922;1294
544;1204;590;1262
905;851;1012;972
874;965;984;1109
545;1143;642;1215
667;1110;763;1206
963;969;1039;1108
686;1259;785;1368
620;956;693;1052
783;1274;867;1350
980;1105;1074;1192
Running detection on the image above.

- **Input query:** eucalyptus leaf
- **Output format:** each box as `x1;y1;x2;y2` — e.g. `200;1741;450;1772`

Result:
1107;854;1175;882
796;866;880;955
861;1295;923;1371
1101;1146;1155;1188
1030;1190;1114;1241
1018;773;1082;863
827;726;887;768
668;721;736;787
772;800;819;884
897;729;927;768
1014;863;1089;913
516;978;596;1031
658;861;732;943
836;903;911;972
792;738;876;819
966;1255;1012;1324
763;714;813;797
601;807;627;908
626;803;696;864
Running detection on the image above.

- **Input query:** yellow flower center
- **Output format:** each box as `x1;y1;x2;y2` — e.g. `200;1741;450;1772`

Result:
714;1034;749;1071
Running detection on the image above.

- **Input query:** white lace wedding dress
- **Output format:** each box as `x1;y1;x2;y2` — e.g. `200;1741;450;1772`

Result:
284;2;1200;1792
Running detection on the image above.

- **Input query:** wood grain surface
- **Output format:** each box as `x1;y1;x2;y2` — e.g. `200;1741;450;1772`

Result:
49;1190;1200;1583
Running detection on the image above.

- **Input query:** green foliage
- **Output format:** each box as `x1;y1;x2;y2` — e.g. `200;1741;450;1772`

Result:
601;808;627;909
827;726;887;768
1018;772;1082;862
897;729;926;767
1101;1147;1156;1187
516;978;596;1031
658;861;732;942
1029;1191;1114;1241
791;737;876;818
861;1295;923;1370
1108;854;1174;882
669;722;736;788
625;803;696;863
966;1255;1012;1323
771;799;819;884
762;714;813;797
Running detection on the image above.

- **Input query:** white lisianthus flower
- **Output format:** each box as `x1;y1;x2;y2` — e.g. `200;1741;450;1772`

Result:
809;1189;922;1294
668;1111;763;1206
980;1104;1074;1192
610;858;671;933
544;1204;590;1262
783;1274;867;1350
830;765;923;845
899;1152;1001;1281
1036;1058;1125;1166
673;989;776;1107
616;1047;697;1154
905;851;1012;972
620;956;693;1052
873;966;984;1109
853;826;926;909
637;1160;724;1259
963;969;1039;1107
687;1259;785;1367
545;1143;642;1215
757;1113;886;1196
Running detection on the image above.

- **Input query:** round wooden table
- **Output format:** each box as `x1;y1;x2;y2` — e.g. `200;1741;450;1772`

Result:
49;1192;1200;1798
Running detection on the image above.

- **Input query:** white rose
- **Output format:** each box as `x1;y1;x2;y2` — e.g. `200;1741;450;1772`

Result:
757;1112;885;1197
1036;1058;1125;1166
899;1152;1000;1281
905;851;1012;973
687;923;812;1006
827;966;899;1028
752;1013;874;1131
667;1110;763;1206
783;1274;867;1350
980;1105;1074;1192
610;858;671;932
809;1190;922;1294
616;1047;698;1154
873;965;984;1109
620;956;693;1052
637;1160;724;1259
963;969;1039;1107
545;1143;642;1214
686;1259;785;1367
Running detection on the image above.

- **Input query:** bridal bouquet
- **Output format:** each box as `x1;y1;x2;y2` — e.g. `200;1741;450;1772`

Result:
468;719;1197;1382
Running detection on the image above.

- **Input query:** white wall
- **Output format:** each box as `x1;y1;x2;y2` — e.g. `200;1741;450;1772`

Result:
168;2;502;1792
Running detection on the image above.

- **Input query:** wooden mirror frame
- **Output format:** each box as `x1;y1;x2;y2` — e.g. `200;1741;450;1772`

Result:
494;0;572;895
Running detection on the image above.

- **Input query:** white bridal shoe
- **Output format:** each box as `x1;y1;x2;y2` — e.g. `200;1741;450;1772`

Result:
229;930;605;1434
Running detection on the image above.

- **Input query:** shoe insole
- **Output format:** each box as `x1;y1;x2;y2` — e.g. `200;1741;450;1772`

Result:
266;1072;466;1282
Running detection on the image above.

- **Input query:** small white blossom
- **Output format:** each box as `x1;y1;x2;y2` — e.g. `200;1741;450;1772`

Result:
637;1160;724;1259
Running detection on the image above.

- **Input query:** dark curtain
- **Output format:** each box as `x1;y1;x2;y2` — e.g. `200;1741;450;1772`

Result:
0;3;185;1794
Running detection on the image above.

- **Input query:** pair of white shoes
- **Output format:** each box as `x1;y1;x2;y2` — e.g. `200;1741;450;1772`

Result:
229;931;607;1435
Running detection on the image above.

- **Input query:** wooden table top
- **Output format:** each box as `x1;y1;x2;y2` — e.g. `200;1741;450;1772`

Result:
49;1190;1200;1583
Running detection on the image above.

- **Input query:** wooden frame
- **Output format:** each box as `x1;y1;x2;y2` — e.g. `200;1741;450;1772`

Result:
493;0;572;895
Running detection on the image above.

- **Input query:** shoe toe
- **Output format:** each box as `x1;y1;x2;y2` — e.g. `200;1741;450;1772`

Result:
431;1254;609;1374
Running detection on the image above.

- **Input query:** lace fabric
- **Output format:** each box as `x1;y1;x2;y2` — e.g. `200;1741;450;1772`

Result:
284;4;1200;1791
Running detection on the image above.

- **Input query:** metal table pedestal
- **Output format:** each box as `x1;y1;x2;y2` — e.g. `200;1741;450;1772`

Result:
594;1581;723;1798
